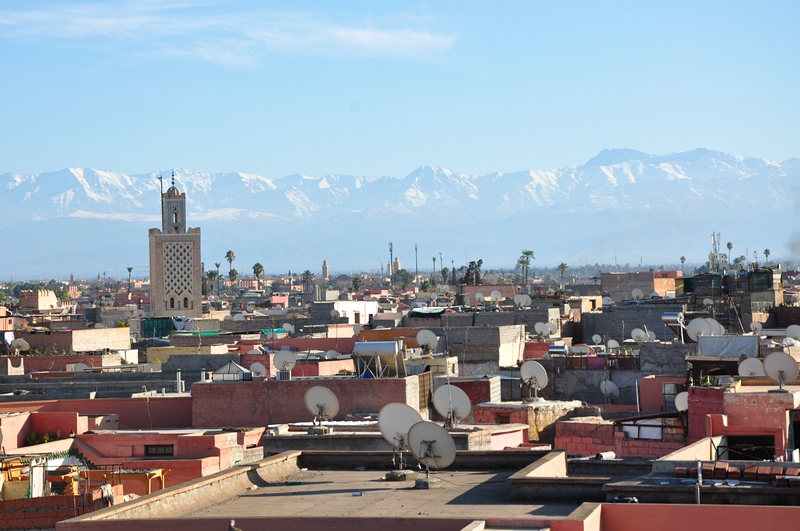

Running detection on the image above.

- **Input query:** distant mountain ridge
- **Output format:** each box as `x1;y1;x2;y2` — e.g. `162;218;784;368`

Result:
2;148;798;279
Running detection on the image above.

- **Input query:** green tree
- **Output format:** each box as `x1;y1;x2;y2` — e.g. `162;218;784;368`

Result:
253;262;264;290
352;276;362;291
228;268;239;286
302;270;314;292
441;267;450;286
460;260;483;285
517;249;535;285
214;262;221;295
205;270;218;296
557;262;569;287
764;248;770;265
225;250;236;274
420;279;431;292
394;269;415;289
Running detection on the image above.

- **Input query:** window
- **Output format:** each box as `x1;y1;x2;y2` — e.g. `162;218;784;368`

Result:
354;312;360;324
663;383;678;412
169;297;175;309
145;445;174;457
183;297;189;309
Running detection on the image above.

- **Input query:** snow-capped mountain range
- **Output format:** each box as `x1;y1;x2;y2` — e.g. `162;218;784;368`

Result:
2;148;799;279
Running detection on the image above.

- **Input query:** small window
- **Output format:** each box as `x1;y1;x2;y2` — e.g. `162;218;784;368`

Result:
663;383;678;412
169;298;175;309
145;445;174;457
183;297;189;309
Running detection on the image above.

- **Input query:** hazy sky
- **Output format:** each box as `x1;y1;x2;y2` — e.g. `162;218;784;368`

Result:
1;1;797;178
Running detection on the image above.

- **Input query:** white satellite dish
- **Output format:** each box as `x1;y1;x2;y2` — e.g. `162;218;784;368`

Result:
249;362;267;376
273;351;297;371
514;294;526;306
534;322;547;335
475;292;485;303
763;352;799;390
631;289;644;300
607;339;620;350
650;291;659;298
647;331;657;342
599;380;620;399
407;421;457;470
325;350;338;359
703;298;713;307
749;322;763;334
520;360;548;401
10;339;30;352
432;385;472;427
705;318;725;336
786;324;800;341
602;296;613;305
223;315;233;321
738;358;765;377
233;313;245;321
304;386;340;424
523;294;532;306
592;334;603;345
416;330;438;349
686;318;712;342
463;295;471;305
247;349;261;355
378;403;424;473
546;322;557;334
353;324;363;335
490;290;502;302
631;328;647;342
331;309;341;319
282;323;295;334
674;391;689;412
74;363;89;372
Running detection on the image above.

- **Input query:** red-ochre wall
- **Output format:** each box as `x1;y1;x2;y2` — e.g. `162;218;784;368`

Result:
601;503;800;531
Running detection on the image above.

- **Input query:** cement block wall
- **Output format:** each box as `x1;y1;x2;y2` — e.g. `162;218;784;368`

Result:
444;325;525;366
639;343;691;377
583;303;685;342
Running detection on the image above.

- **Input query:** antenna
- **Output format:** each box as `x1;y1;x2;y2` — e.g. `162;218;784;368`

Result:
534;322;548;337
592;334;603;346
378;403;423;480
10;339;30;352
519;360;548;402
602;296;613;305
282;323;295;334
546;322;557;335
686;318;712;342
249;362;267;377
407;421;457;489
513;294;526;308
749;322;763;335
475;292;485;303
303;386;340;433
432;384;472;428
416;330;438;352
674;391;689;412
631;288;644;301
490;290;502;303
763;352;799;392
630;328;647;343
738;358;765;377
703;298;713;308
607;339;620;351
273;351;296;381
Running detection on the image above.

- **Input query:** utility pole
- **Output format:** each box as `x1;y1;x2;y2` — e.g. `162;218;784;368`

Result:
432;257;436;285
439;252;444;286
389;242;394;290
415;243;419;289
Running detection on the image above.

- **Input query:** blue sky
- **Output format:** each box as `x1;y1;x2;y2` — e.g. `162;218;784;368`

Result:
1;1;797;179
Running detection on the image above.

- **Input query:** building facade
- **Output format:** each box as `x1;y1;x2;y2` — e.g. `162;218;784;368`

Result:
148;177;202;318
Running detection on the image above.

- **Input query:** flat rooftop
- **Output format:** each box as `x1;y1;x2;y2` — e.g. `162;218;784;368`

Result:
183;468;579;522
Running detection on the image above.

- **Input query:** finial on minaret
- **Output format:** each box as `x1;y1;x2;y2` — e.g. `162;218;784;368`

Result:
158;173;163;194
172;170;175;186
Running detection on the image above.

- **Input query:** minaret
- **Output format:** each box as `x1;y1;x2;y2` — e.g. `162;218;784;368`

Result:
322;260;329;280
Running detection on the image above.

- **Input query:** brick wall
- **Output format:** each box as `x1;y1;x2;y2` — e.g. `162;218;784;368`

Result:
0;354;118;374
687;387;725;443
555;420;684;457
0;485;123;530
583;303;686;342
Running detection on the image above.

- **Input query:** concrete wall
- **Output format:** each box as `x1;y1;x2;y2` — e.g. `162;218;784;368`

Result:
445;325;525;367
639;343;691;377
583;303;685;342
0;354;121;373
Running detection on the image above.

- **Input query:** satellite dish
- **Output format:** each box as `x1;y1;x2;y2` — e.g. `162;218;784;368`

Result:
631;289;644;300
282;323;295;334
273;351;297;371
304;386;340;423
475;292;485;303
94;323;105;329
705;318;725;336
686;318;712;342
546;322;557;334
599;380;620;398
353;324;362;335
703;298;713;307
432;385;472;426
265;331;276;339
463;295;471;305
407;421;457;470
74;363;89;372
750;322;763;334
416;330;438;349
738;358;765;377
136;309;146;317
674;391;689;412
631;328;647;342
223;315;232;321
647;331;657;342
249;362;267;376
490;290;502;302
378;403;423;474
786;325;800;341
325;350;338;359
650;291;659;298
514;294;526;306
247;349;261;355
10;339;30;351
592;334;603;345
763;352;799;390
520;360;548;401
607;339;620;350
233;313;245;321
331;309;341;319
534;322;547;335
602;296;613;305
523;294;532;306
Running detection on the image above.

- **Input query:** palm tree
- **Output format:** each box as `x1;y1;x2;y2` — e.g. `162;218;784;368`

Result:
126;266;133;293
253;263;264;290
205;270;218;297
557;262;569;287
302;270;314;292
225;251;236;275
764;249;770;265
726;242;733;267
441;267;450;286
517;250;535;285
214;262;221;295
680;256;686;273
352;276;362;291
228;268;239;286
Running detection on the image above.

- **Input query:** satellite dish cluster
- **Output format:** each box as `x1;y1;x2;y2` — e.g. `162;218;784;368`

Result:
534;322;558;338
630;328;657;344
685;317;726;342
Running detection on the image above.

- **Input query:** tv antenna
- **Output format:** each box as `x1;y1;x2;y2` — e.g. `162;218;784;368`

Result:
304;385;340;434
763;352;799;392
519;360;548;402
407;421;457;489
433;384;472;428
378;403;423;481
738;358;765;377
